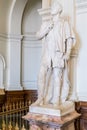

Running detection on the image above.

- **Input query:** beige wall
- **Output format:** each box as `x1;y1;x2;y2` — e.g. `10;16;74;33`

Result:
0;0;12;33
76;0;87;101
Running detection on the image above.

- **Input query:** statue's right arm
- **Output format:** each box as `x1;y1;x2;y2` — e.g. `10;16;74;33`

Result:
36;21;53;40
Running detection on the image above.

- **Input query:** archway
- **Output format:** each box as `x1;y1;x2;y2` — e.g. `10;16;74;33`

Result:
21;0;42;90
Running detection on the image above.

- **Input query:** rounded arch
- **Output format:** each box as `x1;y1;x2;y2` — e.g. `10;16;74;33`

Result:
9;0;28;35
21;0;42;34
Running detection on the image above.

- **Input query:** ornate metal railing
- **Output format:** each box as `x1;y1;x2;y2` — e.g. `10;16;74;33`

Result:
0;100;32;130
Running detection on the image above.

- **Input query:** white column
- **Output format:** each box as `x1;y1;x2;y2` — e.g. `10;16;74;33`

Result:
6;34;23;90
0;55;5;94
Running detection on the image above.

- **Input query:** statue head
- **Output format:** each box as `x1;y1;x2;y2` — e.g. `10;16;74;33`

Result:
51;1;63;15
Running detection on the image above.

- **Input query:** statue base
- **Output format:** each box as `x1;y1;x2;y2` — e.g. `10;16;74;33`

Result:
23;111;80;130
29;101;75;117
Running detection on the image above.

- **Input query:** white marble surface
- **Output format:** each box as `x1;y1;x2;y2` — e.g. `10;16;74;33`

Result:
30;101;75;117
32;1;76;109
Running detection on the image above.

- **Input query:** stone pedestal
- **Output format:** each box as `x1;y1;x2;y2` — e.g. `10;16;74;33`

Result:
23;111;80;130
30;101;75;117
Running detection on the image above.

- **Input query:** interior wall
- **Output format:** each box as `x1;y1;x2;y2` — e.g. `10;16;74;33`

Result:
0;0;13;60
22;0;42;90
22;0;42;34
76;0;87;101
0;0;12;34
0;0;13;89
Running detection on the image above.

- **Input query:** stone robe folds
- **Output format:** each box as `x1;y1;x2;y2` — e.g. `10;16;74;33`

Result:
37;19;75;69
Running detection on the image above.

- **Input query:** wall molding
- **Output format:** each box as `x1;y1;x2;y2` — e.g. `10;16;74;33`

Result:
22;81;37;90
0;33;40;42
76;0;87;4
76;0;87;14
22;42;42;48
22;33;42;48
5;83;23;91
0;33;23;41
77;92;87;101
22;33;39;42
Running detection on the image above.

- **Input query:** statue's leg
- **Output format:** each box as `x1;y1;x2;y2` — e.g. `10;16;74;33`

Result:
32;65;47;106
61;67;70;103
44;68;53;105
50;68;63;107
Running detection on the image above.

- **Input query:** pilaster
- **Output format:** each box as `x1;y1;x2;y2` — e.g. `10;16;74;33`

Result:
5;34;23;90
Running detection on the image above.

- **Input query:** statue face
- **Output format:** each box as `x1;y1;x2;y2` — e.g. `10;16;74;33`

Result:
51;1;62;15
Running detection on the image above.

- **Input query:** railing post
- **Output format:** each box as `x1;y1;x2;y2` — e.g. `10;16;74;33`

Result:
15;123;19;130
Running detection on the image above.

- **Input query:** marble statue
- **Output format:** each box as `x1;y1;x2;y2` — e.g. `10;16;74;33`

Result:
32;1;76;107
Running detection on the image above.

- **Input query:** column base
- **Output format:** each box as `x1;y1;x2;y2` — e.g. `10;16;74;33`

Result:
6;84;23;91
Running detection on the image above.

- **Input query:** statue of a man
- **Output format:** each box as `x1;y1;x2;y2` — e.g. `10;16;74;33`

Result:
32;1;76;107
